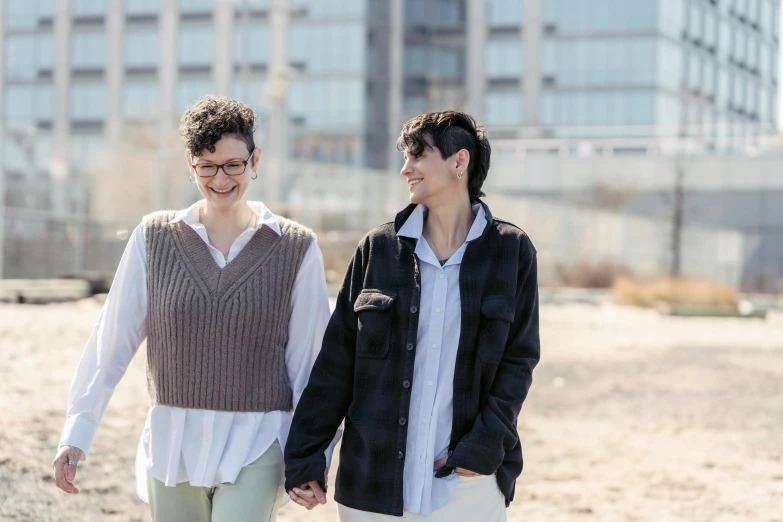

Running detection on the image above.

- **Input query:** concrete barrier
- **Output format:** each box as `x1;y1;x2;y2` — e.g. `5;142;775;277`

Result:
0;279;92;304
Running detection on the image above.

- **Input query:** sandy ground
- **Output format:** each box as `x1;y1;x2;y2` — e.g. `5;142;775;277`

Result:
1;298;782;522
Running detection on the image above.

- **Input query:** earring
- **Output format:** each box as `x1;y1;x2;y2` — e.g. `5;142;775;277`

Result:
457;171;464;180
251;171;258;180
188;173;195;184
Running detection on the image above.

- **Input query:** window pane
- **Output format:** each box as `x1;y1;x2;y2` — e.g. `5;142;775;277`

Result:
759;87;771;122
125;29;160;68
3;34;52;80
717;67;729;109
71;84;106;120
485;40;523;78
125;0;160;15
4;85;54;126
234;24;270;65
71;0;105;16
231;80;268;113
179;0;213;13
657;39;683;91
552;0;656;34
688;53;701;90
5;0;52;29
760;0;772;36
5;35;36;80
543;37;655;87
703;59;715;96
689;3;702;40
760;42;771;80
718;20;731;61
405;0;464;28
484;92;523;127
488;0;523;27
72;32;107;68
747;38;758;70
288;23;365;73
404;45;463;79
403;96;428;120
293;0;365;19
124;81;159;119
704;10;716;48
178;26;213;66
540;90;655;127
287;78;363;130
178;80;213;113
748;0;760;23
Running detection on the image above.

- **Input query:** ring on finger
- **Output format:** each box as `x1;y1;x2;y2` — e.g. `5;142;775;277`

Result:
68;460;78;466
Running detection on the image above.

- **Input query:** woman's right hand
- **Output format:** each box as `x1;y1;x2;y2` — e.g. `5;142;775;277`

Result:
52;445;85;494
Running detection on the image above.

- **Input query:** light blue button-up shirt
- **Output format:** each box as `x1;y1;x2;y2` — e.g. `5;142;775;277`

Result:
397;202;488;515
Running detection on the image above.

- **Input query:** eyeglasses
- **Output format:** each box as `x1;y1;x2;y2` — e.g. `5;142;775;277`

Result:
191;153;253;177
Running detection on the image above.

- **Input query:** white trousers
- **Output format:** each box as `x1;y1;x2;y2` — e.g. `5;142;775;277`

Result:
338;474;507;522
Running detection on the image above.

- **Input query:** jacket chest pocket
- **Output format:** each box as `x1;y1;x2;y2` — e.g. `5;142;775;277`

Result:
354;289;397;359
477;295;515;365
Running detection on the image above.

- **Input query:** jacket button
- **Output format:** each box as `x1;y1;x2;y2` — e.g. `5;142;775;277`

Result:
448;450;453;457
410;306;418;314
398;451;404;460
399;417;407;426
406;343;414;351
403;380;411;388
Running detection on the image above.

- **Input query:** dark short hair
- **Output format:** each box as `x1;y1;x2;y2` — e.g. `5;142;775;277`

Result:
396;110;491;200
179;95;257;161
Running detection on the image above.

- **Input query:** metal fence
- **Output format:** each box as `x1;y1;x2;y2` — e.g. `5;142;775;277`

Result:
2;208;135;280
2;128;783;292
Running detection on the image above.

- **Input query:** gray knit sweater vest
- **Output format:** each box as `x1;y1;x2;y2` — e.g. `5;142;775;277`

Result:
142;210;314;412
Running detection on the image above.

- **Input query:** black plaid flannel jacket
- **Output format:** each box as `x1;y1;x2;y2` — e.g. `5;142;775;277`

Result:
284;201;540;516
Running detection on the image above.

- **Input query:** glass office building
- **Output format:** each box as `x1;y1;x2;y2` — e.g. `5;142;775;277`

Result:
540;0;779;139
400;0;780;141
2;0;781;180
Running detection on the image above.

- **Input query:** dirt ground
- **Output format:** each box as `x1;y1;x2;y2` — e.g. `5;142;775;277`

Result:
1;298;781;522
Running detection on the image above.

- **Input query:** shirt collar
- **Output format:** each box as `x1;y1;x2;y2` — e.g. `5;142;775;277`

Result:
168;200;282;236
397;203;487;242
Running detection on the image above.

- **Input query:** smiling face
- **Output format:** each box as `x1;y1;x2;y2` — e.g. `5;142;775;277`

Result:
186;136;260;212
399;135;468;207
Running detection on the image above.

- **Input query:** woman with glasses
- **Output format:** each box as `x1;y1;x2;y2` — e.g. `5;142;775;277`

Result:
52;95;335;522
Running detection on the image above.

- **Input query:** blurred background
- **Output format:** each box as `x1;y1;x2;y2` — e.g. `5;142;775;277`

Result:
1;0;782;294
2;1;783;521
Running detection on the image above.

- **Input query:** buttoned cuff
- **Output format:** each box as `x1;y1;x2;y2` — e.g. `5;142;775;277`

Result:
59;415;99;456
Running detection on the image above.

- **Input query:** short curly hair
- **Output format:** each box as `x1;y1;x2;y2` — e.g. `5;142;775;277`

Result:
179;95;257;159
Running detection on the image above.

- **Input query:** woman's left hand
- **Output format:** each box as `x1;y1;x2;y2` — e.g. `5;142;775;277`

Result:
455;467;480;477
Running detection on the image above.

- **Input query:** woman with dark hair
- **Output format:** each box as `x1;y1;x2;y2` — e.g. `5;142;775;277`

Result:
284;110;540;521
52;95;336;522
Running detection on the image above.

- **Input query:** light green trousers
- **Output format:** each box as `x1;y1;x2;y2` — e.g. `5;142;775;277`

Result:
147;440;285;522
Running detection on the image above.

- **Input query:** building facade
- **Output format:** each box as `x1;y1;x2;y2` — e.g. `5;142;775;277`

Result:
1;0;781;202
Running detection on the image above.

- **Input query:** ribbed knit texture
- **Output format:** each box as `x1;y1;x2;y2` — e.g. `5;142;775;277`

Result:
142;210;314;412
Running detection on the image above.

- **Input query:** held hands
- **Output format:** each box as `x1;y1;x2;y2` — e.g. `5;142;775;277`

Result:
289;467;329;510
52;445;86;494
434;456;480;477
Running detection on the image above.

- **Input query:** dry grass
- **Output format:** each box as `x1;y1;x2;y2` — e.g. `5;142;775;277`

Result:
554;260;630;289
613;275;740;309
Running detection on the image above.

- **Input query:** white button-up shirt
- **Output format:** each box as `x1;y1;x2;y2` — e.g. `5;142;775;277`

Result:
59;200;339;502
397;203;487;514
